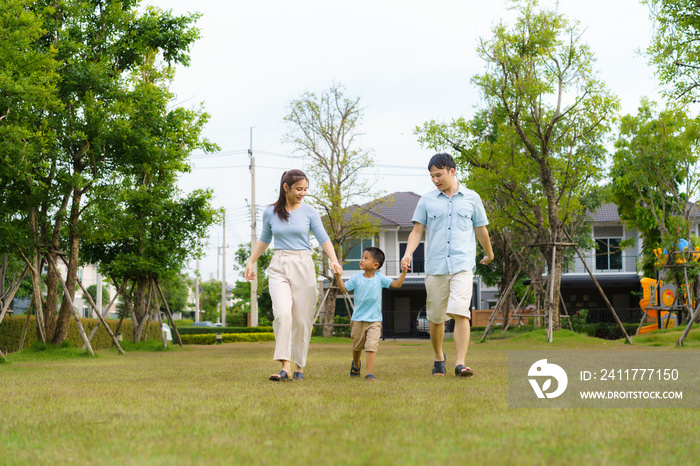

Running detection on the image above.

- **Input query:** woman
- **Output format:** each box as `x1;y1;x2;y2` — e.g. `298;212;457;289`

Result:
245;169;342;381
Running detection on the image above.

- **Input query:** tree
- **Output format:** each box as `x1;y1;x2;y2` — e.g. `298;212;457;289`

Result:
646;0;700;102
158;272;192;317
198;280;224;323
283;84;389;337
0;1;208;345
86;284;111;308
0;0;61;339
232;243;273;323
418;0;618;331
611;99;700;322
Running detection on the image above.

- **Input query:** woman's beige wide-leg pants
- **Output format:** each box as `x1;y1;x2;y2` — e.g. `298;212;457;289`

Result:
267;249;318;367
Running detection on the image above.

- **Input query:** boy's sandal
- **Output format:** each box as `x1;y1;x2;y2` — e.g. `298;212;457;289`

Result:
350;360;361;377
365;374;378;381
432;353;447;376
293;372;305;380
455;364;474;377
269;370;289;382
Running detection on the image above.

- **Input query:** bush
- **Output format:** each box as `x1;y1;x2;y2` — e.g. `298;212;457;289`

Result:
179;332;275;345
587;322;638;340
0;316;161;354
177;326;274;335
570;309;590;334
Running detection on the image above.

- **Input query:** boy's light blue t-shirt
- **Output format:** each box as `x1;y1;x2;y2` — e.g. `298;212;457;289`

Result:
344;272;392;322
259;204;330;250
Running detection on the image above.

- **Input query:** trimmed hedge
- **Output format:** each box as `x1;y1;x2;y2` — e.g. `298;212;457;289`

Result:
180;332;275;345
0;316;161;354
177;326;274;335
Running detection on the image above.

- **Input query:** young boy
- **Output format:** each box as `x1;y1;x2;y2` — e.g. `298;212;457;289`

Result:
335;247;408;381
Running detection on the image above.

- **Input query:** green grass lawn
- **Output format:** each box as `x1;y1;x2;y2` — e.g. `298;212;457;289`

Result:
1;329;699;465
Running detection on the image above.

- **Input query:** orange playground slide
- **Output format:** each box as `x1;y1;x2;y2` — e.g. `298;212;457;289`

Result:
638;277;673;334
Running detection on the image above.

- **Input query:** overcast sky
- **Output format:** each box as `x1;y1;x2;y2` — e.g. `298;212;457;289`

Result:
145;0;662;281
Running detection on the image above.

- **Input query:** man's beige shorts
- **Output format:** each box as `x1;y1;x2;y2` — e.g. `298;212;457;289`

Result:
425;271;474;324
350;321;382;352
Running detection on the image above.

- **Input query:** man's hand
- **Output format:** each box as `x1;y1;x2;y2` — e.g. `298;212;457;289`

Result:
480;253;494;266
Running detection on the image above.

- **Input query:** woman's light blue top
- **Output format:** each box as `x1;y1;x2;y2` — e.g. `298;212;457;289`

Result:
259;204;330;250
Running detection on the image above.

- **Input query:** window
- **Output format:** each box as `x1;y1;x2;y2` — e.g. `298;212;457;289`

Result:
399;242;425;274
596;238;622;270
343;239;373;271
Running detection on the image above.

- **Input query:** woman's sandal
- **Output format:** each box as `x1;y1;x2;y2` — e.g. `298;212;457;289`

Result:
365;374;378;381
350;360;361;377
432;353;447;376
455;364;474;377
269;370;289;382
293;372;305;380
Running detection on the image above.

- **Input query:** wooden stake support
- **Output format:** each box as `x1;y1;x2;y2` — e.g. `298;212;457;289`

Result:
45;254;95;356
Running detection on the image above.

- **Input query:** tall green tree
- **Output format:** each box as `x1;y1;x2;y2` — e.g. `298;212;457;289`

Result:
646;0;700;102
418;0;618;331
0;0;61;339
232;243;273;323
611;99;700;279
283;83;389;337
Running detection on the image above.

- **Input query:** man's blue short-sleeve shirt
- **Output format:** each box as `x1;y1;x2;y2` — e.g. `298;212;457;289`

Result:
411;185;488;275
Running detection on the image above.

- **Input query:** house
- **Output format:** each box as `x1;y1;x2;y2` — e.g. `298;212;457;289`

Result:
11;263;119;319
329;194;687;336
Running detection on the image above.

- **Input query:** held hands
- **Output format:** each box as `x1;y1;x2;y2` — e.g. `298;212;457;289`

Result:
330;261;343;275
400;255;411;272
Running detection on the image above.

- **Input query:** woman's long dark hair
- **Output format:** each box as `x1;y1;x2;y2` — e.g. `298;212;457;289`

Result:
272;169;308;221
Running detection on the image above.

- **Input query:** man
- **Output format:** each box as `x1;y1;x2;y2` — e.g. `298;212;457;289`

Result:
401;153;494;377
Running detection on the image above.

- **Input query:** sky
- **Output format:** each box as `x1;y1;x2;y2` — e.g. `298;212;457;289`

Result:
145;0;663;282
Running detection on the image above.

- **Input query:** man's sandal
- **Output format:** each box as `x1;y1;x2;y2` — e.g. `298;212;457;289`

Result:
350;360;361;377
432;353;447;376
455;364;474;377
365;374;378;381
293;372;305;380
269;370;289;382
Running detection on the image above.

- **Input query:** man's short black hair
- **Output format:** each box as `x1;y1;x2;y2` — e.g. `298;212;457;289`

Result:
364;247;385;268
428;152;456;171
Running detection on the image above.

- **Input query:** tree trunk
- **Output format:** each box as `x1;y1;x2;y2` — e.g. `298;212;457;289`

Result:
133;276;150;342
323;285;339;338
53;189;83;344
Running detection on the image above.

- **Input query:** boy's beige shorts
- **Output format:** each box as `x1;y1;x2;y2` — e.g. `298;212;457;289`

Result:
350;321;382;352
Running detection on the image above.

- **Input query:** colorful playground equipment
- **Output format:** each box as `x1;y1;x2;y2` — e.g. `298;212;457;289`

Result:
638;277;677;334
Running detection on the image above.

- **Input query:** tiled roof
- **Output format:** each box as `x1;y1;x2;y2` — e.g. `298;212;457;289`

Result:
363;192;421;228
591;202;619;222
592;202;700;222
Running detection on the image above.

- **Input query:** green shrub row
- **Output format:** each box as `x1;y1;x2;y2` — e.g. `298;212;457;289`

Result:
180;332;275;345
0;316;161;354
177;326;274;335
586;322;639;340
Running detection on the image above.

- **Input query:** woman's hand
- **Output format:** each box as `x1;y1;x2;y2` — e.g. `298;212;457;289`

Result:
244;261;256;281
330;261;343;276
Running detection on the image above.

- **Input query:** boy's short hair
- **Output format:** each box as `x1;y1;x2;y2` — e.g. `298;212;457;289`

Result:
428;153;456;171
364;247;385;269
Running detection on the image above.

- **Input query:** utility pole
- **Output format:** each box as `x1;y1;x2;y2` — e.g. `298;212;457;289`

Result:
96;270;102;318
221;209;227;326
250;127;259;327
194;259;200;323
